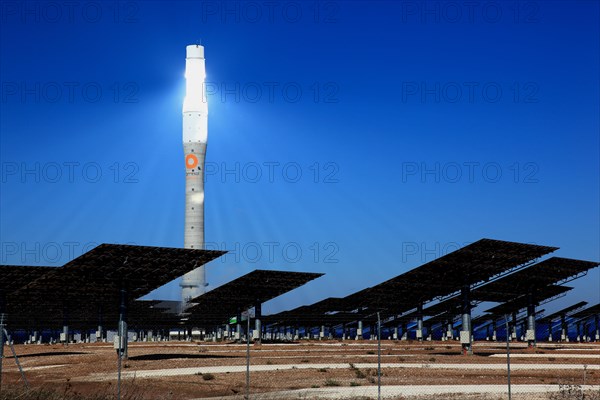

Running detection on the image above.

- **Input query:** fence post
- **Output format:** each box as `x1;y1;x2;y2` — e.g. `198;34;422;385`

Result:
117;309;123;400
245;310;250;400
0;313;5;392
377;312;381;400
505;314;512;400
5;330;28;389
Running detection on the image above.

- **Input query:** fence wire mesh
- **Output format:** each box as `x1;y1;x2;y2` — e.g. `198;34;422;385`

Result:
1;311;600;400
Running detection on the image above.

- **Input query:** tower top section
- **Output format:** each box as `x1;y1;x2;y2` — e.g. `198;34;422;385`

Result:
186;44;204;59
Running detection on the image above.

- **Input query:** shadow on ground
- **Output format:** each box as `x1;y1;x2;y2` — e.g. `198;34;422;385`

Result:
431;352;491;357
8;351;89;358
128;353;237;361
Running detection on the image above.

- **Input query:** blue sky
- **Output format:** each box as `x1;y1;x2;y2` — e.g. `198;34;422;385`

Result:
1;0;598;316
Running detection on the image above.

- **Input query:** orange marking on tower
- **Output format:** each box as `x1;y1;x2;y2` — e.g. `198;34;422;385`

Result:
185;154;199;169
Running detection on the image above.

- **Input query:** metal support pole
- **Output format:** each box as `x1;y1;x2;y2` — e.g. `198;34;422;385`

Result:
62;304;70;345
236;311;242;342
97;305;104;343
505;314;512;400
416;302;424;341
62;324;69;344
119;288;128;359
460;286;472;355
526;292;536;348
254;303;262;344
511;311;518;341
357;320;363;340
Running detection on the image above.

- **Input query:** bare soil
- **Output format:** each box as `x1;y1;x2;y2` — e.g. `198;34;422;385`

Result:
1;340;599;399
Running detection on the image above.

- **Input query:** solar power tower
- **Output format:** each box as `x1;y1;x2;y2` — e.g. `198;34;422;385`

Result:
181;43;210;305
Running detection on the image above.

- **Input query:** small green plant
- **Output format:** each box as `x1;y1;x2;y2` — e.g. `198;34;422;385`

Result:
324;379;341;387
318;368;328;372
350;381;361;387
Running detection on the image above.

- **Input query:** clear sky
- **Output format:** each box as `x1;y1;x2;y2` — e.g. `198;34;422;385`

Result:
1;0;598;316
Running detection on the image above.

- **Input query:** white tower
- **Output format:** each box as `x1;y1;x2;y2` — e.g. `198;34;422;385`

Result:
181;44;208;305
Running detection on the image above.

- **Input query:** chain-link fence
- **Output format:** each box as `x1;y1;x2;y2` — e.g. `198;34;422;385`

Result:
1;310;600;400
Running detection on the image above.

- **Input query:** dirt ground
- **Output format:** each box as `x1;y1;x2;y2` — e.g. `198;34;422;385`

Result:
1;340;599;399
